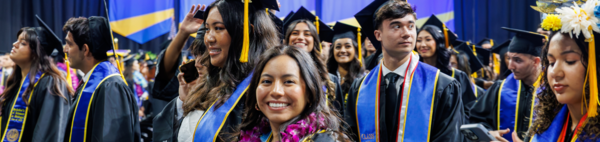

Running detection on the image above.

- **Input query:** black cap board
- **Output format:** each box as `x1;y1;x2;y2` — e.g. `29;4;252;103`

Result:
421;14;457;48
474;45;491;65
354;0;389;70
455;42;484;72
283;6;334;42
332;22;359;43
491;40;511;56
35;15;64;55
502;27;546;56
477;38;493;46
283;11;294;24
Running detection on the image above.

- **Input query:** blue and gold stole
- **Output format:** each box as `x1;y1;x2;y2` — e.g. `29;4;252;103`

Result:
69;61;120;142
356;62;440;142
0;72;44;142
193;73;253;142
531;106;587;142
497;73;535;141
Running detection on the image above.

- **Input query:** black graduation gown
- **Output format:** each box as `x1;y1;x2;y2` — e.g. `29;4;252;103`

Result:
152;98;182;142
344;68;464;142
0;75;71;142
442;68;477;115
327;73;345;118
64;75;141;142
468;80;534;140
152;49;182;103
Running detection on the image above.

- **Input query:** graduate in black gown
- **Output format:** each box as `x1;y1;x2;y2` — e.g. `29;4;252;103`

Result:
468;27;545;142
0;15;73;142
282;7;344;117
344;1;464;141
326;22;366;101
452;41;487;109
491;40;513;80
416;15;477;113
62;16;140;142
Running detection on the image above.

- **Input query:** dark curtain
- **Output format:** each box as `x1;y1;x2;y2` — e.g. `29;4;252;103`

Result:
454;0;541;44
0;0;168;54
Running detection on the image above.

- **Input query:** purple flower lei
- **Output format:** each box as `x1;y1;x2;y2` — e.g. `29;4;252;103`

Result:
240;113;327;142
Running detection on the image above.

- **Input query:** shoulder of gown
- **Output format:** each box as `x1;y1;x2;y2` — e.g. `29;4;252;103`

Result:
153;98;180;142
88;75;141;142
29;75;72;142
467;80;504;129
429;70;464;142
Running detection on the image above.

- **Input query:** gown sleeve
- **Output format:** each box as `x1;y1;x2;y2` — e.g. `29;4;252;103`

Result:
152;98;180;142
152;49;183;102
343;77;365;141
429;75;464;142
89;76;141;142
29;76;72;142
467;80;503;129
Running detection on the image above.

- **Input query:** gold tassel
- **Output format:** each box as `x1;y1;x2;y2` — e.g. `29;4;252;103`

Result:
587;30;599;117
493;54;501;74
471;72;478;78
357;28;363;66
315;16;320;34
490;39;494;46
64;53;72;88
443;24;450;49
239;0;250;63
472;45;477;56
266;8;269;15
112;39;127;86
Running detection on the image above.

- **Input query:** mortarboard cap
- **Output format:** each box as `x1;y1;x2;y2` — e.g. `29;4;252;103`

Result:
455;43;484;72
477;38;494;46
283;6;334;42
502;27;546;56
332;22;359;42
35;15;64;55
474;45;491;65
421;14;457;49
491;40;511;56
283;11;294;24
354;0;389;70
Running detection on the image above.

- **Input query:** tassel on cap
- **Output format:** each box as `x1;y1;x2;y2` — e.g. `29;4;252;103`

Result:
490;39;494;46
472;45;477;56
358;28;363;66
493;54;501;74
315;16;322;52
64;53;72;88
443;24;450;49
587;31;599;117
239;0;250;63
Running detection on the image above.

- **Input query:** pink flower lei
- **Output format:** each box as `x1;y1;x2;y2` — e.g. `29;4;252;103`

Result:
240;113;327;142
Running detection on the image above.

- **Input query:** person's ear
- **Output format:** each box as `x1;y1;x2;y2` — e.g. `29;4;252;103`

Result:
82;44;91;57
374;29;382;42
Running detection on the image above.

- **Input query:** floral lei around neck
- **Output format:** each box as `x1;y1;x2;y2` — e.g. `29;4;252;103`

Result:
240;113;328;142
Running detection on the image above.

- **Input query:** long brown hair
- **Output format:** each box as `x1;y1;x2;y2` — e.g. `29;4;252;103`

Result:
529;31;600;141
0;27;72;105
182;0;280;115
283;20;336;107
236;45;345;140
326;38;365;94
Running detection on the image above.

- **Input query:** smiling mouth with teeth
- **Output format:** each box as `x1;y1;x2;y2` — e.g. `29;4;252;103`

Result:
269;102;289;108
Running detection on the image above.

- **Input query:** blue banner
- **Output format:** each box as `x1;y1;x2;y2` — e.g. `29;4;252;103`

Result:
109;0;174;44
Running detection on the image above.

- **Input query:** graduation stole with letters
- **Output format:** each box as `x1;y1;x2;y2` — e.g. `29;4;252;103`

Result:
497;73;535;141
69;61;120;142
193;73;253;142
356;61;440;142
0;72;44;142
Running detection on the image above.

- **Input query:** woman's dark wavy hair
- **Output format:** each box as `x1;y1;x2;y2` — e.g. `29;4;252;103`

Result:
236;45;344;140
450;50;473;80
183;0;280;114
0;27;72;105
326;37;365;94
283;20;336;105
417;25;452;74
529;31;600;141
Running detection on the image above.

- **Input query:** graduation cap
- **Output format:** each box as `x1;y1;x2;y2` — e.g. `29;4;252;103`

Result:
502;27;546;56
34;15;64;55
332;22;363;66
269;11;284;37
354;0;389;70
477;38;494;46
491;40;512;78
122;55;136;67
284;6;334;43
421;14;458;49
36;15;73;87
283;11;294;24
474;45;491;65
454;42;484;72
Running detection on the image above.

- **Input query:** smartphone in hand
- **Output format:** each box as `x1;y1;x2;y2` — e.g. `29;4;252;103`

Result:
179;59;199;83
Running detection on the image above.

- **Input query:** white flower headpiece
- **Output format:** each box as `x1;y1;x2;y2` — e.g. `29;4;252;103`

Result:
556;0;600;39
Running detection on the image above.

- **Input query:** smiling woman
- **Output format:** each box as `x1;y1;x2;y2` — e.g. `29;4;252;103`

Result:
237;45;349;142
